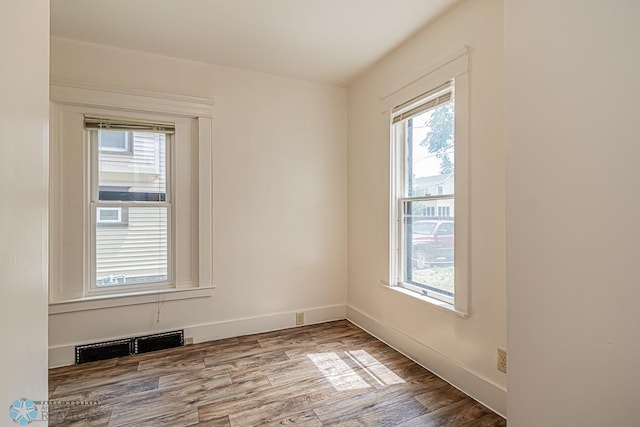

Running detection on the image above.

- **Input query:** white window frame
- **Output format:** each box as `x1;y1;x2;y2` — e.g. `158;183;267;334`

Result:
393;84;455;305
382;48;470;317
89;125;173;295
49;81;215;313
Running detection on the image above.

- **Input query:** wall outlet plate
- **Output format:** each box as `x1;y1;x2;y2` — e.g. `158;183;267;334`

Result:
497;348;507;373
295;312;304;326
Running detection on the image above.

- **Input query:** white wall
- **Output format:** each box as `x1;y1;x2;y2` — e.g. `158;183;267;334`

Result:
347;0;506;415
0;0;50;411
49;37;347;365
505;1;640;425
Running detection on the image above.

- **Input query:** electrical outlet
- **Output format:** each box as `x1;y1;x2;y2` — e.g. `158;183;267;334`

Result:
185;337;194;345
295;312;304;326
497;348;507;373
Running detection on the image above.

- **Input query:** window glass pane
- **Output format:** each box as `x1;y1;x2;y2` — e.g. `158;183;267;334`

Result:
98;131;167;201
403;199;454;297
404;100;454;197
95;206;168;287
99;130;129;151
97;207;121;223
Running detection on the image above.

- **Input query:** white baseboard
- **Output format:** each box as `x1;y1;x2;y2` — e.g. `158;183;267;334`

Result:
49;345;76;369
48;304;346;368
346;305;507;418
184;304;347;344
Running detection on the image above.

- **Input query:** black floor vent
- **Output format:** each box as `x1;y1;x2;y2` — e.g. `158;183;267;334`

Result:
134;330;184;354
74;330;184;364
75;339;133;364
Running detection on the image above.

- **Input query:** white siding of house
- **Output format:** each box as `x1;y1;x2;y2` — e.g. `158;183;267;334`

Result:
96;207;168;285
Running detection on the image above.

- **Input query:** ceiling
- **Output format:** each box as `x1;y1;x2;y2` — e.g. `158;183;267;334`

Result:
51;0;459;87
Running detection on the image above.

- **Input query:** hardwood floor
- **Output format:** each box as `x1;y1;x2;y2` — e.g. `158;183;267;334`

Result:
48;321;505;427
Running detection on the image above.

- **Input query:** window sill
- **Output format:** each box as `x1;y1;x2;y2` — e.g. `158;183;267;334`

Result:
380;281;469;318
49;286;215;314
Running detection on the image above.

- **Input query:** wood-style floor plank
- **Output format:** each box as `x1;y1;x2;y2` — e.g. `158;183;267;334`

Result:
396;399;495;427
194;416;232;427
49;320;505;426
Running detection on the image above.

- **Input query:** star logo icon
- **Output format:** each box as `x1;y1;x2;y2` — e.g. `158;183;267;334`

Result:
8;398;38;425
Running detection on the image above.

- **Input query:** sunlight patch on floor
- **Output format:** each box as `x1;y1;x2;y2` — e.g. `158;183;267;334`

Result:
307;350;405;392
307;352;370;391
346;350;405;386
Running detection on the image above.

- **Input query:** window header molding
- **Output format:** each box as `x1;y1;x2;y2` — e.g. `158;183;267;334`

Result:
51;79;214;118
379;47;468;113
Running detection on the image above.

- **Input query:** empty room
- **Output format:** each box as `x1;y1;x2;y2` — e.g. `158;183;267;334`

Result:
2;0;639;426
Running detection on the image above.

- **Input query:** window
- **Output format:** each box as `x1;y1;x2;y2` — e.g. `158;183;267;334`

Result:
49;81;214;309
88;120;172;291
387;49;469;315
392;82;456;304
96;207;128;225
98;130;132;153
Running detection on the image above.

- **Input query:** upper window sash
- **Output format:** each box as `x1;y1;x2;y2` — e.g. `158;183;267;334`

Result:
88;125;171;204
394;90;455;201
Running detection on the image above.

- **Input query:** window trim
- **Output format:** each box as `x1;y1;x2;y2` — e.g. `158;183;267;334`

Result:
49;80;215;307
382;48;470;316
